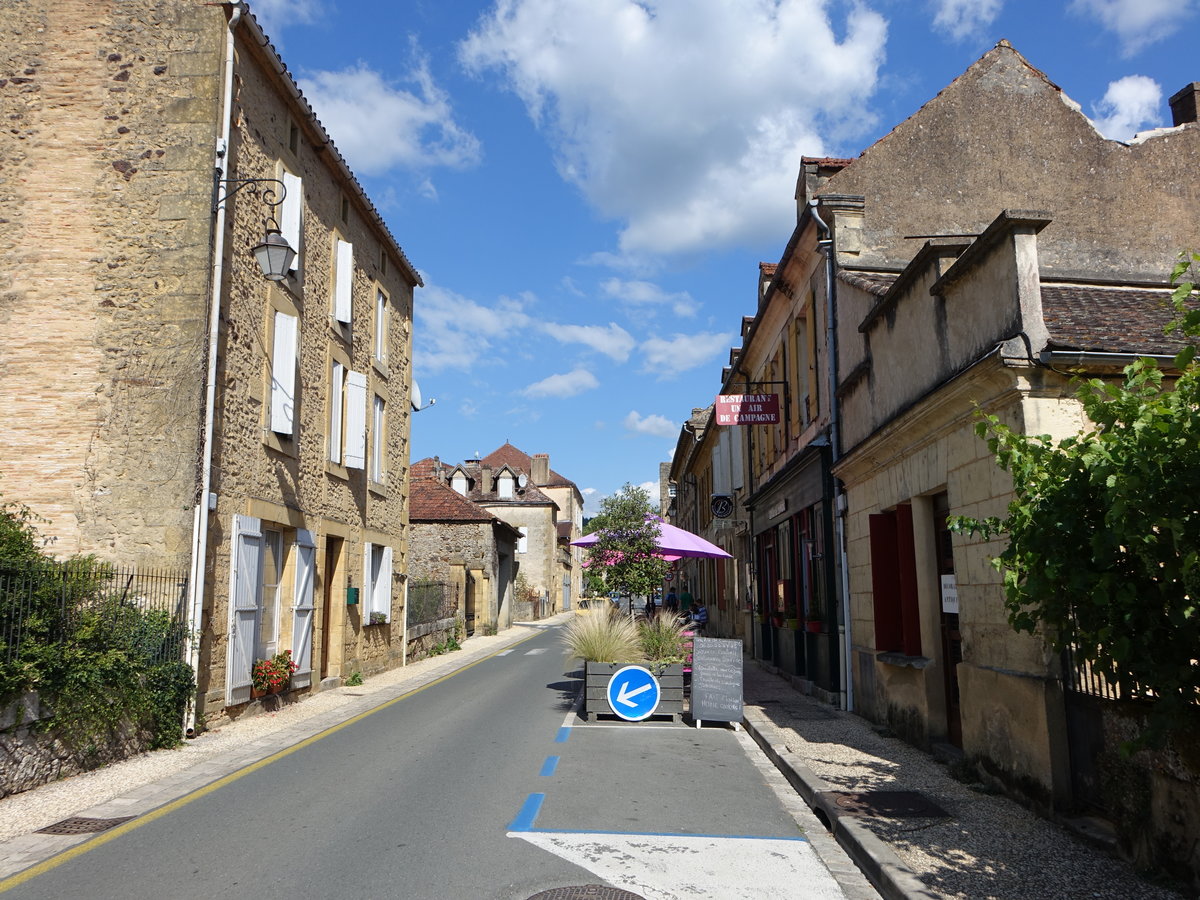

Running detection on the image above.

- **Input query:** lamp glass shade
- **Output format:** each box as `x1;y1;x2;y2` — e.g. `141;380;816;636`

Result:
253;229;296;281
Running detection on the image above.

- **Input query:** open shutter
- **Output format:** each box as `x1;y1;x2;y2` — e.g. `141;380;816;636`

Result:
226;514;262;706
380;545;393;623
281;171;302;273
329;361;345;464
270;311;298;435
291;529;316;689
334;239;353;324
344;370;367;469
362;542;373;619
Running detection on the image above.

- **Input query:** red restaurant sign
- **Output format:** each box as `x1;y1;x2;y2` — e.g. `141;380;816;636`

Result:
715;393;780;425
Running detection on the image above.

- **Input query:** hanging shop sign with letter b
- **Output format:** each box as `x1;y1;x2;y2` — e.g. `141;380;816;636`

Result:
716;394;780;425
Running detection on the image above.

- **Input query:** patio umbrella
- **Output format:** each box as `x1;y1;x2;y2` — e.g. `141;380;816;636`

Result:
571;515;732;560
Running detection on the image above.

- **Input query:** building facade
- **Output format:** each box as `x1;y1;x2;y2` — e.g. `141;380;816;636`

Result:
0;2;420;725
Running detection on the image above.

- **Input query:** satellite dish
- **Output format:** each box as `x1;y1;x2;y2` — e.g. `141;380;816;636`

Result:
517;473;528;488
410;379;423;412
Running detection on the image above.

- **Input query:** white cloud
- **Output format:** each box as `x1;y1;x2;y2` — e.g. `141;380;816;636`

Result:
1091;75;1163;140
248;0;322;42
522;367;600;398
601;278;697;317
460;0;887;257
1071;0;1196;56
624;411;680;438
640;331;737;379
540;322;636;361
298;52;481;177
413;282;532;373
930;0;1002;41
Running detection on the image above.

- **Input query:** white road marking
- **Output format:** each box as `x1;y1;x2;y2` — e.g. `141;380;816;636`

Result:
524;648;547;655
496;650;514;657
510;831;844;899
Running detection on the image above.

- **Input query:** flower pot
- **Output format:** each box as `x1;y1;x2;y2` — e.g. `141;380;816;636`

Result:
805;620;822;634
583;661;683;722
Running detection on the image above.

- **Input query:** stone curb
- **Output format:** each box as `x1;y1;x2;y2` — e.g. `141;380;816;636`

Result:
742;704;940;900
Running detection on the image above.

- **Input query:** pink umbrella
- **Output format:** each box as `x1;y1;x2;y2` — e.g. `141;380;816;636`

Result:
571;515;732;560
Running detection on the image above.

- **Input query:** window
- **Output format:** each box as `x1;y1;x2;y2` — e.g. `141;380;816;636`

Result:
340;195;349;223
270;310;297;436
334;239;353;325
374;288;388;364
868;503;922;656
343;370;367;469
280;171;302;275
288;121;299;155
517;527;528;554
258;529;283;659
451;471;468;495
329;360;345;464
498;471;513;499
379;246;388;276
363;542;392;624
370;394;385;483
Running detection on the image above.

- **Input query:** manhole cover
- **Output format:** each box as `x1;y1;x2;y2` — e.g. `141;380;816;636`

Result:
527;887;646;900
36;816;135;835
824;790;948;818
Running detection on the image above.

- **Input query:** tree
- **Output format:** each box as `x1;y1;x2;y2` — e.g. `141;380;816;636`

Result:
953;254;1200;745
583;484;670;600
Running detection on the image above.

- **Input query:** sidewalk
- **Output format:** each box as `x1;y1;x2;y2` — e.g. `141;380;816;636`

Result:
0;614;572;881
740;661;1187;900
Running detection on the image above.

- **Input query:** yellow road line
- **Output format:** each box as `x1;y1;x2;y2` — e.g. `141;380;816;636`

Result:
0;627;550;893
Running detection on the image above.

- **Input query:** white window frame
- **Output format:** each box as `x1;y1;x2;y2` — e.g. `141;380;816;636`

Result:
370;394;385;483
374;288;388;363
362;542;392;624
517;527;528;554
451;471;467;495
498;472;514;499
329;360;345;464
281;171;303;275
344;370;367;470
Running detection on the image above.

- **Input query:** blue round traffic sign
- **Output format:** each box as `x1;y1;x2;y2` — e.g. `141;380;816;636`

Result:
606;665;661;721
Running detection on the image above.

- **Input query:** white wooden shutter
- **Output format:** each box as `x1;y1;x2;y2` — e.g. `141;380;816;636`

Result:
329;360;345;464
379;546;393;623
362;542;373;619
291;529;316;689
270;311;298;435
226;514;262;706
344;370;367;469
334;239;353;324
281;171;302;273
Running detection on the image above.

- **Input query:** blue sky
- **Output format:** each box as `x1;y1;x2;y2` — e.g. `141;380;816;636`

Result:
251;0;1198;514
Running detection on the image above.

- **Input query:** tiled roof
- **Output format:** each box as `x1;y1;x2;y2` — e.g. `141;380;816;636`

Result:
479;442;577;489
1042;284;1187;356
839;270;896;296
409;475;495;523
802;156;856;169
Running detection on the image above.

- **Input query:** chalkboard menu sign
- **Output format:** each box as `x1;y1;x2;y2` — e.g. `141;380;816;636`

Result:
691;637;743;723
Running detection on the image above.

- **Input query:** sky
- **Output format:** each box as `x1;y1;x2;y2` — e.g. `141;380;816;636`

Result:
249;0;1199;515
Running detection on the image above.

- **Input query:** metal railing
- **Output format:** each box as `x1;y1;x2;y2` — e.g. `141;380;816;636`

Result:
406;580;457;628
1;559;189;667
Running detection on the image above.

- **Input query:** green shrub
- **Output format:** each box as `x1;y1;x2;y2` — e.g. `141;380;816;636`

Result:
562;608;640;663
637;613;688;664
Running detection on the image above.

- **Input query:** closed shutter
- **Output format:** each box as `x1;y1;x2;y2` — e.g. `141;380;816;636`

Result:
344;370;367;469
226;514;262;706
281;171;302;273
291;529;316;689
868;512;903;653
329;360;344;464
270;310;298;435
334;239;353;324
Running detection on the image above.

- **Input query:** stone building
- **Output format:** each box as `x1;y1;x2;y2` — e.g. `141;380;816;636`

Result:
408;457;520;636
0;2;420;725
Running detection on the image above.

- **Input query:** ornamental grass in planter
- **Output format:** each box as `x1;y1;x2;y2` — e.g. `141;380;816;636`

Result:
562;606;640;664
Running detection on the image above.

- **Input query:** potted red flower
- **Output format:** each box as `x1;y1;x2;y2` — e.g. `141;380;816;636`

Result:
251;649;298;698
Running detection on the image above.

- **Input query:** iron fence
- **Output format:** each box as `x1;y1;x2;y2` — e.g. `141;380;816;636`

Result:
1;559;190;667
406;580;457;628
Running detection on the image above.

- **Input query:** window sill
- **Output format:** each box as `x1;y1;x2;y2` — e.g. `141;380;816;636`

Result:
368;479;388;498
876;652;932;670
325;460;349;481
330;319;352;345
372;357;388;379
263;429;298;459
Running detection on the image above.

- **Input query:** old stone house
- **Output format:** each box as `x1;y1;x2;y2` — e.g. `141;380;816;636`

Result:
408;457;520;636
0;2;420;726
804;42;1200;871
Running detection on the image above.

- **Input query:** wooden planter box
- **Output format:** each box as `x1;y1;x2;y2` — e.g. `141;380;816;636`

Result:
584;661;683;722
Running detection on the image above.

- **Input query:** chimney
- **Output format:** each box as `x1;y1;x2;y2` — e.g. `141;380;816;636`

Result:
531;453;550;486
433;456;444;483
1169;83;1200;126
479;464;492;494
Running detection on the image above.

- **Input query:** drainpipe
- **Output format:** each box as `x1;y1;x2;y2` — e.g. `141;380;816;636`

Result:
183;1;245;737
809;199;854;712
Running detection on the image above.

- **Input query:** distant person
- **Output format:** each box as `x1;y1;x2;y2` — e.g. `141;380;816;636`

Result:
690;602;708;632
644;595;656;618
664;589;678;613
679;587;694;616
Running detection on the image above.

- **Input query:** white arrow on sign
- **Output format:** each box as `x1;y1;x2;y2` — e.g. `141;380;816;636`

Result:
615;681;652;707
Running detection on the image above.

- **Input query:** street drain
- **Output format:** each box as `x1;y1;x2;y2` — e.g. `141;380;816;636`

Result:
527;887;646;900
36;816;135;835
823;790;949;818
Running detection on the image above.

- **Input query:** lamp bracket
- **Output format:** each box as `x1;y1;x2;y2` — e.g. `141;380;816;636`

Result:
212;170;287;225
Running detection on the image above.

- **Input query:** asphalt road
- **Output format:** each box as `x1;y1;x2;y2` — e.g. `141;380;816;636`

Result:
4;624;850;899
